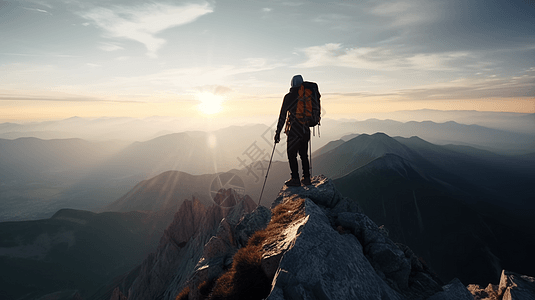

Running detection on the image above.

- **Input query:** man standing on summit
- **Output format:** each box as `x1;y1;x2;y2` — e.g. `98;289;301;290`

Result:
274;75;320;187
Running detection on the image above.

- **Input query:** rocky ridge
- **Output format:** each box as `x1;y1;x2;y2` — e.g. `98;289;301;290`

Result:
118;189;257;300
468;270;535;300
262;175;462;300
111;175;534;300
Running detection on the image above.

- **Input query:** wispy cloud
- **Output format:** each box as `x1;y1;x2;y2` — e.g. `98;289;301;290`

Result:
368;0;441;27
99;42;123;52
0;91;100;102
104;58;285;93
400;75;535;100
78;2;213;58
0;52;78;58
21;7;50;14
297;43;480;71
332;75;535;100
86;63;101;68
0;89;143;103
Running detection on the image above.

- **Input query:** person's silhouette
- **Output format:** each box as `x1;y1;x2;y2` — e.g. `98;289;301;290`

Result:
275;75;311;186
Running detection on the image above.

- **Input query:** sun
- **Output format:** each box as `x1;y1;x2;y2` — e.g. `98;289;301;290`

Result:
196;92;224;115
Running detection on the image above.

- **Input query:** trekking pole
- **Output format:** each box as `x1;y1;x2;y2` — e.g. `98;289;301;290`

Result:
309;129;313;176
258;141;277;207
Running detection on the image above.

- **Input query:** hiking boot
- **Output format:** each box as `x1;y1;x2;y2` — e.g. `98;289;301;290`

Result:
285;178;301;187
301;176;311;186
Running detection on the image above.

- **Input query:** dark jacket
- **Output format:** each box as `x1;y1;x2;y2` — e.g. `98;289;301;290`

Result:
276;86;310;139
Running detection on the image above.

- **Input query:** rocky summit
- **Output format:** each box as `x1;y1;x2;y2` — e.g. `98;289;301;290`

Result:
262;175;466;300
110;175;535;300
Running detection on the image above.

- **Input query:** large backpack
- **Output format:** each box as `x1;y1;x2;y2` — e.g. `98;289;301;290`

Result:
295;81;321;127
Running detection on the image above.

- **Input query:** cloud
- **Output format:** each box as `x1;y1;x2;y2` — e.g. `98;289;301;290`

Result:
21;7;50;14
0;92;100;102
332;75;535;101
262;8;272;12
297;43;479;71
0;52;78;58
0;89;144;103
99;42;123;52
104;58;285;93
368;0;440;27
78;2;213;58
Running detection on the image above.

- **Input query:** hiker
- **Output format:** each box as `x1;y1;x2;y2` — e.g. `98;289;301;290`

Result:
274;74;320;187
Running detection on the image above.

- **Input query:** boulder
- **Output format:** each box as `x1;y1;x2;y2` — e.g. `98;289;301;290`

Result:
271;174;345;209
427;278;475;300
499;270;535;300
467;283;499;300
235;205;272;247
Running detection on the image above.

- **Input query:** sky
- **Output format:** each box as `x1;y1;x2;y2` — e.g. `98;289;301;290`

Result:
0;0;534;122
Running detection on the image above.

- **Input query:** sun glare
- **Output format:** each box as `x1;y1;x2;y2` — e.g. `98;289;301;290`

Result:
197;92;224;115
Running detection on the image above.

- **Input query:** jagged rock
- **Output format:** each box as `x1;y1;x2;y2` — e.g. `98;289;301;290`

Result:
110;287;128;300
468;270;535;300
187;220;235;300
266;197;405;299
330;194;363;215
186;207;268;300
167;199;269;300
427;278;475;300
336;211;412;292
263;175;474;300
397;243;444;299
499;270;535;300
125;190;256;300
468;283;499;300
271;174;345;209
235;205;271;247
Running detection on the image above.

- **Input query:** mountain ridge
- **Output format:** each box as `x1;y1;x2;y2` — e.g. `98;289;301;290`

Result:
106;176;535;299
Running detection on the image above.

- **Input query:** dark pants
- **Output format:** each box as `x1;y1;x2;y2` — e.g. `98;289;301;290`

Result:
287;133;310;179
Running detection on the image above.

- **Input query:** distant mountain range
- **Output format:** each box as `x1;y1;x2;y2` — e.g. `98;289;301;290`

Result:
2;117;533;222
321;118;535;154
0;208;173;300
314;133;534;209
2;110;533;140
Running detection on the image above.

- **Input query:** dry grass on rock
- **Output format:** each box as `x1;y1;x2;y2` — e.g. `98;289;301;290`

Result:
177;196;306;300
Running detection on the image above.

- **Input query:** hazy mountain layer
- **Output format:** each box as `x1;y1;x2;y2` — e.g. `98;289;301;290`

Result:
1;117;533;223
321;118;535;154
0;208;173;300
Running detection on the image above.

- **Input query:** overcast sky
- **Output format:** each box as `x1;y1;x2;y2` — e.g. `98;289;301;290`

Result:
0;0;534;121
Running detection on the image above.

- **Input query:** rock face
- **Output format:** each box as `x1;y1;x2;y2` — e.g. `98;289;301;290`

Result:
468;270;535;300
265;175;446;300
182;204;271;300
123;189;258;300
